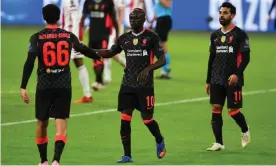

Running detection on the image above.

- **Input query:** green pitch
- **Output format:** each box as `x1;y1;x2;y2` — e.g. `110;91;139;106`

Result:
1;26;276;165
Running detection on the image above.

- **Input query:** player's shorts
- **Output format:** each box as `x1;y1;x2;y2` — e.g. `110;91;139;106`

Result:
210;84;243;109
89;39;109;67
155;16;172;42
35;88;72;120
118;86;155;114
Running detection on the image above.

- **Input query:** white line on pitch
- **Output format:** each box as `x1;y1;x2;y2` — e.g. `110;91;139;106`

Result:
1;88;275;127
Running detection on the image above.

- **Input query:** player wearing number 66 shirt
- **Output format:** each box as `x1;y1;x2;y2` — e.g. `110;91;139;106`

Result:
60;0;94;103
20;4;101;166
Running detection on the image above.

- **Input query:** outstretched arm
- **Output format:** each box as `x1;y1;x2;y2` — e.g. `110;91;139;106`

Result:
95;44;123;58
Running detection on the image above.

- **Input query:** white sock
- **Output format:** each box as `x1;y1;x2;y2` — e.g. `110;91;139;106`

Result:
78;65;91;97
103;58;112;82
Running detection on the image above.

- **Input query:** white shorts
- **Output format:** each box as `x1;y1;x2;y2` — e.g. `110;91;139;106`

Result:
71;48;84;59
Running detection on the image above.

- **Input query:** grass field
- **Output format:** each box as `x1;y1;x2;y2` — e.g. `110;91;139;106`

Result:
1;26;276;165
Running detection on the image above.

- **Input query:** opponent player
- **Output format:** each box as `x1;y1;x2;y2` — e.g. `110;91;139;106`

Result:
104;0;126;84
152;0;172;79
61;0;93;103
97;8;166;163
20;4;101;165
206;2;251;151
80;0;119;90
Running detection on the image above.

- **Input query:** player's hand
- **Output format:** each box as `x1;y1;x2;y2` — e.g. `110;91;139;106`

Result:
137;68;150;85
85;26;89;34
205;84;211;96
21;88;30;104
228;74;238;86
268;15;272;20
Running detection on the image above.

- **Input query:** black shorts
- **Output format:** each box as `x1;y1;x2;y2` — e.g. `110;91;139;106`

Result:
118;86;155;114
35;88;72;120
89;39;108;66
210;84;243;109
155;16;172;42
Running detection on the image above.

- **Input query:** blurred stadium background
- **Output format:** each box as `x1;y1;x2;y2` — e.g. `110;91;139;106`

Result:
1;0;276;165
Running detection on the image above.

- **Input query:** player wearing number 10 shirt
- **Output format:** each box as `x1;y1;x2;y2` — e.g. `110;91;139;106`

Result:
20;4;101;166
97;8;166;163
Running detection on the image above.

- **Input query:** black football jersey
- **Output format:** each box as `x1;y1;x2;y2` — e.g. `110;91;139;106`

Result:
112;30;164;88
209;26;250;86
82;0;114;41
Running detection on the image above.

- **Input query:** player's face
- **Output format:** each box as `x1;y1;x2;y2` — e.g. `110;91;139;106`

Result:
219;7;234;26
129;11;145;30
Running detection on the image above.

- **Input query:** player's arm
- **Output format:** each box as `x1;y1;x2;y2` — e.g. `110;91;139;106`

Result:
117;4;125;27
137;34;165;83
205;34;216;95
206;35;216;84
71;33;101;59
234;33;250;77
159;0;172;8
109;0;119;38
145;35;166;71
269;0;276;16
20;34;38;103
80;0;89;39
96;43;123;58
20;34;37;90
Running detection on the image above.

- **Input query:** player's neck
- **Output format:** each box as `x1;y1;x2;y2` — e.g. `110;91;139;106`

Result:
221;23;235;33
46;23;59;29
132;28;144;35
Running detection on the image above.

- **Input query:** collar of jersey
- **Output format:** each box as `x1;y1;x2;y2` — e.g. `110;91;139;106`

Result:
46;25;59;29
220;24;236;34
131;29;145;36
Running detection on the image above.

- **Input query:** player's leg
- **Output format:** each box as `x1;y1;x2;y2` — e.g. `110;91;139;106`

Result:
155;16;172;79
274;18;276;30
72;51;93;103
104;31;114;84
227;85;250;148
207;84;226;151
35;89;53;165
138;88;166;159
90;40;105;91
51;89;72;164
116;87;136;163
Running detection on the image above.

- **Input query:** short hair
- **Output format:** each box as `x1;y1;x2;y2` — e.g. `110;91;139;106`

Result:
220;2;236;15
42;4;60;24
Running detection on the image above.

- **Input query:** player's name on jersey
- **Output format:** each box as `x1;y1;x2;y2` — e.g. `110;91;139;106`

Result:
216;46;234;53
126;49;148;57
39;33;71;39
90;11;105;18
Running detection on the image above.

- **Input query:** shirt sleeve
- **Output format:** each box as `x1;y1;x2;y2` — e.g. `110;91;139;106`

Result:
151;33;164;59
239;32;250;53
206;34;216;83
110;35;123;54
20;34;38;89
